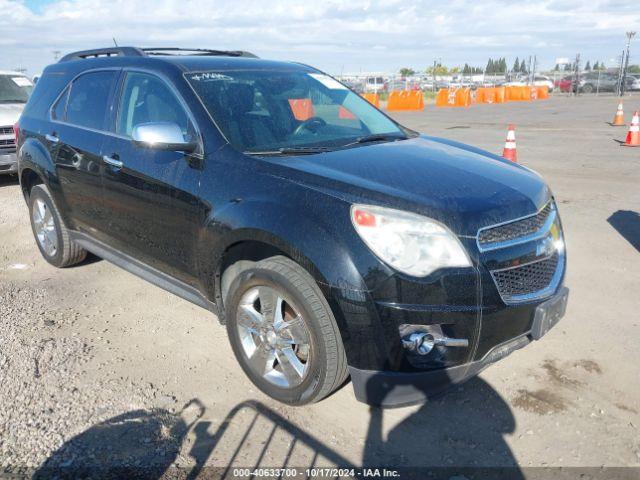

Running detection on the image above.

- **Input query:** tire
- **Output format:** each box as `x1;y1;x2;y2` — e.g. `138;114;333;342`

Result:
225;256;348;405
29;184;87;268
582;83;594;94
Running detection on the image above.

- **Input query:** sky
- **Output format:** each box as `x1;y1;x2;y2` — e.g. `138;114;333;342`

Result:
1;0;639;76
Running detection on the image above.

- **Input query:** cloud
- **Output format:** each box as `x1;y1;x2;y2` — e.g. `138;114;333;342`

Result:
1;0;638;75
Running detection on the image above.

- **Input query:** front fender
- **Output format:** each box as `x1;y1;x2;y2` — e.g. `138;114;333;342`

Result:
200;196;375;297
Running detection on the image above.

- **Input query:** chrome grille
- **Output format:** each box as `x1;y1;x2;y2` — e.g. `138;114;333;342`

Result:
477;201;565;304
479;203;553;246
491;253;559;301
0;126;16;153
0;138;16;153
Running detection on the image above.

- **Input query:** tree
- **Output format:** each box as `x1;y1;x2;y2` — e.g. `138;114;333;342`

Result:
512;57;519;73
564;63;572;71
554;64;560;71
585;60;591;71
426;63;449;76
592;61;599;70
520;59;527;73
399;67;415;77
629;64;640;74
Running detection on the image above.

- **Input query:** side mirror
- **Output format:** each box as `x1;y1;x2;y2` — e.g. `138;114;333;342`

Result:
131;122;197;153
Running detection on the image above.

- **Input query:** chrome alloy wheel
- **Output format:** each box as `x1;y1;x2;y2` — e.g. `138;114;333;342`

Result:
32;198;58;257
236;286;312;388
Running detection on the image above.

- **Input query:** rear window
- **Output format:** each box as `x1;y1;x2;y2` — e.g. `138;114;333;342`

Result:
66;71;116;130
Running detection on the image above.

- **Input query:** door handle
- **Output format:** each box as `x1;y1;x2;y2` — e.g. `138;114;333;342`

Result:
102;154;123;169
45;133;59;144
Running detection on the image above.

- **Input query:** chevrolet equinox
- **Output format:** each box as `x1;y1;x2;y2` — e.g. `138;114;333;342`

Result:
15;47;569;407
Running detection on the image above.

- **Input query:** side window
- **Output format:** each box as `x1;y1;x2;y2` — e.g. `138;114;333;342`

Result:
116;72;191;139
66;71;116;130
51;87;69;121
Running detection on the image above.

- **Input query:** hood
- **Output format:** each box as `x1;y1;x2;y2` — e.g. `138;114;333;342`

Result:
259;135;550;236
0;103;25;126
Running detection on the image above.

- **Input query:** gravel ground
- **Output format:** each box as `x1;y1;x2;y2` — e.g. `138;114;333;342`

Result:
0;93;639;477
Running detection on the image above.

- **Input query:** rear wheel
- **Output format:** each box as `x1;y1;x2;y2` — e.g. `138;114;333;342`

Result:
29;184;87;268
581;83;594;94
225;256;348;405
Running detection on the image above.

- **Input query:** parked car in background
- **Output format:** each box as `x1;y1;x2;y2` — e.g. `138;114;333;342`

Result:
503;75;553;92
578;72;616;93
532;75;554;92
419;80;434;91
364;76;386;93
385;78;421;91
0;71;34;175
628;74;640;91
556;75;574;93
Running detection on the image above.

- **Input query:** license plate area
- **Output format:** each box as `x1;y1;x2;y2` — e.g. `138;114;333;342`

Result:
531;287;569;340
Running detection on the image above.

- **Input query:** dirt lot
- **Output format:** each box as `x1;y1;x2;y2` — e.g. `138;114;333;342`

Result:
1;94;639;476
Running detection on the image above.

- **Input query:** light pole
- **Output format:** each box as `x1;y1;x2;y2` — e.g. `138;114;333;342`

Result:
620;31;636;96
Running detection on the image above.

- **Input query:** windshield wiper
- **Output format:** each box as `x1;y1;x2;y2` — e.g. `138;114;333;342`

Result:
339;133;409;149
247;146;332;156
352;133;408;144
0;99;27;104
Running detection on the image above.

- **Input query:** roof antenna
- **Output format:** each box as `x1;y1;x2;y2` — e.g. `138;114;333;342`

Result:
113;37;119;47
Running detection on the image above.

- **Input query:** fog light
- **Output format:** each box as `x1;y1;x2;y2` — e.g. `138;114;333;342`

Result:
400;325;469;356
402;332;436;355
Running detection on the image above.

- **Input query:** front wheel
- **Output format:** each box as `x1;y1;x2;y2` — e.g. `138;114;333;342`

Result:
225;256;348;405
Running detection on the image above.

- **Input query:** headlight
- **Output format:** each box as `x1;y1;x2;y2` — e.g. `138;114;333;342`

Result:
350;204;472;277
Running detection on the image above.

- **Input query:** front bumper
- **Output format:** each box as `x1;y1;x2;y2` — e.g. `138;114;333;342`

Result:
350;286;569;407
0;152;17;175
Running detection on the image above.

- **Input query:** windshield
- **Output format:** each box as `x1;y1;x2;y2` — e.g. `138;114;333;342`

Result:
185;69;407;153
0;75;33;103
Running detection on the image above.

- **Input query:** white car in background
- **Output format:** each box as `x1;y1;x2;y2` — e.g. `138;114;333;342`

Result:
0;71;33;175
503;75;554;92
532;75;554;92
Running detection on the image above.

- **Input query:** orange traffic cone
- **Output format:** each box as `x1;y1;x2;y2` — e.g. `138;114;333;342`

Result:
622;111;640;147
611;101;625;126
502;124;517;162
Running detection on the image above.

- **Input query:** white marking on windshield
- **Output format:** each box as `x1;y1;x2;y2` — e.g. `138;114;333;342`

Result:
308;74;347;90
189;72;233;82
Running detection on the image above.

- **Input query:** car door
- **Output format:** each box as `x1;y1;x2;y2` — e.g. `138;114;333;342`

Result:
100;70;204;287
48;70;118;238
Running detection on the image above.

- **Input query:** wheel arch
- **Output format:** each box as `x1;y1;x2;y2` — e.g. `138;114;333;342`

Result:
210;229;366;368
212;229;340;315
18;137;56;202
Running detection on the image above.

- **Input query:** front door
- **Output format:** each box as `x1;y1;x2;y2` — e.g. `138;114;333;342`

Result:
100;71;204;286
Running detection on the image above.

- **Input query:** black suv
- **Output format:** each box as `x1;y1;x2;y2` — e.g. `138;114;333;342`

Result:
16;47;568;407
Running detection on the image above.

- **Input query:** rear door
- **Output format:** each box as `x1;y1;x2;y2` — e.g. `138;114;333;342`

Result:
48;69;119;238
100;70;204;286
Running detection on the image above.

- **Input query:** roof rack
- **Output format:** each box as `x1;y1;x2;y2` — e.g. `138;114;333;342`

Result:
141;48;258;58
59;46;258;63
59;47;146;62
